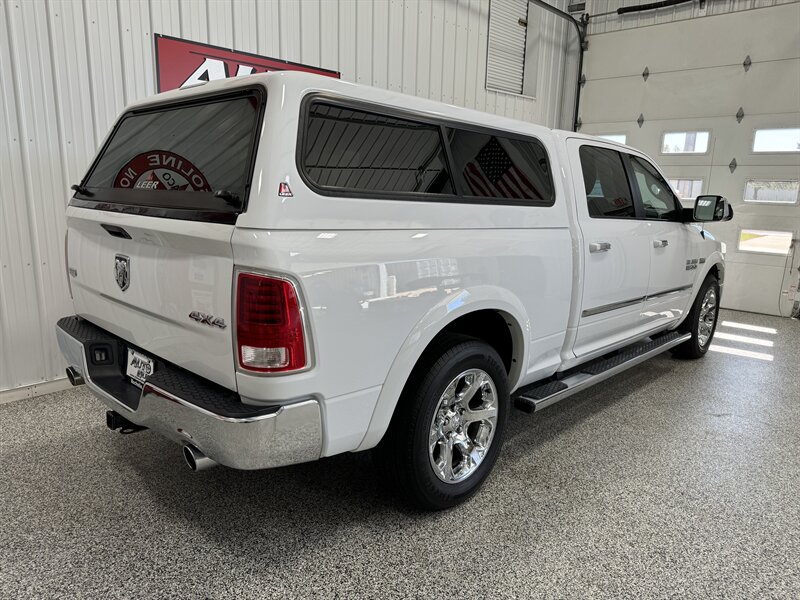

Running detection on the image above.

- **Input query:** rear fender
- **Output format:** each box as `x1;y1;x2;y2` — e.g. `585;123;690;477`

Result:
355;285;529;451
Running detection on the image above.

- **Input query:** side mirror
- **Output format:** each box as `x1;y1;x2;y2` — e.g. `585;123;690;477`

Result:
693;195;733;222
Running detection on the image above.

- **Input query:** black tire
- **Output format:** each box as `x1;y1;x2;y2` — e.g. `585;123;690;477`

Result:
671;275;720;359
374;335;509;510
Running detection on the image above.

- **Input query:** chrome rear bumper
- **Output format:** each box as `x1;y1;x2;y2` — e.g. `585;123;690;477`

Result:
56;317;322;470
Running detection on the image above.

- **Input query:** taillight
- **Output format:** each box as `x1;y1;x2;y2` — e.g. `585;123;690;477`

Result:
236;272;307;372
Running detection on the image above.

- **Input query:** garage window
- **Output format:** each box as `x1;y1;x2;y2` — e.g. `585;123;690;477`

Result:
301;102;453;195
744;180;799;204
753;128;800;153
738;229;794;255
669;178;703;201
597;134;627;144
661;131;710;154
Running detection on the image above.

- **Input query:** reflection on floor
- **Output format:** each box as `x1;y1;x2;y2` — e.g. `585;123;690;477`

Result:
0;309;798;598
708;318;779;361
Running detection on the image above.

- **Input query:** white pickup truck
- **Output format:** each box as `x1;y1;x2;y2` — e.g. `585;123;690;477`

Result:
57;72;732;509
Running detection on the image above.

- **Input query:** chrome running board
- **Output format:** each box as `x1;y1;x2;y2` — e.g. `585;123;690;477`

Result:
514;330;691;413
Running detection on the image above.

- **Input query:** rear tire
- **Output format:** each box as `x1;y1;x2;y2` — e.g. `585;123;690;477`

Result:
374;335;509;510
671;275;720;359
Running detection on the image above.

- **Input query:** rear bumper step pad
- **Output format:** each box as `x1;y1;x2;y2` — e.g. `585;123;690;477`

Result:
56;316;268;417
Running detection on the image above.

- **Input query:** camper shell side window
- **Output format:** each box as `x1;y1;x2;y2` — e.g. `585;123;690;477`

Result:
297;95;555;207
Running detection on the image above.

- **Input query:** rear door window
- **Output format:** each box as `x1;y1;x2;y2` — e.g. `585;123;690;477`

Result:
301;102;454;195
80;89;263;216
446;129;554;205
578;145;636;218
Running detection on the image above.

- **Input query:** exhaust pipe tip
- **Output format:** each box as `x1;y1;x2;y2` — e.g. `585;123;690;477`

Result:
183;444;217;472
66;366;85;386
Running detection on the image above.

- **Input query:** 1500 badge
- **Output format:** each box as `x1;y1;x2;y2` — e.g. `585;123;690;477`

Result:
189;311;227;329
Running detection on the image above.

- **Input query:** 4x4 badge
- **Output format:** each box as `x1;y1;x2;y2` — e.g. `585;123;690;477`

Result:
114;254;130;291
189;311;227;329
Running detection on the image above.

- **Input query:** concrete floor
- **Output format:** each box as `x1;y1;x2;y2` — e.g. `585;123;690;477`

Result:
1;309;798;598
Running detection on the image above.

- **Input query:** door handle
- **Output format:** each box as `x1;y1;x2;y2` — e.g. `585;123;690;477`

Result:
589;242;612;253
653;239;669;248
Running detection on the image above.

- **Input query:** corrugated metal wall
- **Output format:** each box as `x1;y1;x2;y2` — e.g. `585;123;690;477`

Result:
0;0;572;395
585;0;798;34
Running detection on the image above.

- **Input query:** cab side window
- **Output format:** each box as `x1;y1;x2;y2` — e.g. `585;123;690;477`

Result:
578;145;636;218
628;155;681;220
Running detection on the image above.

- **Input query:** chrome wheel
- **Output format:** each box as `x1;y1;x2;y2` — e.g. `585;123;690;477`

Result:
428;369;498;484
697;287;718;347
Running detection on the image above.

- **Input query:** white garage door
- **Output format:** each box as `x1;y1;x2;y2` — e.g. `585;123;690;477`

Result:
579;3;800;316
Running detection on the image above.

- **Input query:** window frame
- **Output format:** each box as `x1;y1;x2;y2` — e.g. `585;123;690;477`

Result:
624;153;684;222
295;93;556;207
71;86;267;224
659;130;712;156
742;178;800;205
578;143;642;221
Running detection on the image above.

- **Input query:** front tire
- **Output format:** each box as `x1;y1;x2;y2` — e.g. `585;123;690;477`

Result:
375;336;509;510
672;275;720;359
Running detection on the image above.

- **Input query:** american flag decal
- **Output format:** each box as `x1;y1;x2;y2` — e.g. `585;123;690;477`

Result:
463;137;542;200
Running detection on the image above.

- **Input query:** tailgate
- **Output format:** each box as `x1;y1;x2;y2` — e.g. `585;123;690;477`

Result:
64;86;266;391
68;208;237;390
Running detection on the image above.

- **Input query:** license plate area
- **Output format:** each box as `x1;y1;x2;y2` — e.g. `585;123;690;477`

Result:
126;348;155;388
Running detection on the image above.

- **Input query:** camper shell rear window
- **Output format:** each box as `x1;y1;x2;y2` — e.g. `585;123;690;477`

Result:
73;87;265;223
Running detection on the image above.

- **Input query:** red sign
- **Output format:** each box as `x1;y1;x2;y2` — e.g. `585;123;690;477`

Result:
154;34;340;92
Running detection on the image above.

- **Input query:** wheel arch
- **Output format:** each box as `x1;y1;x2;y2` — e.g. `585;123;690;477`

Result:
707;260;724;286
355;287;529;451
698;254;725;293
675;253;724;329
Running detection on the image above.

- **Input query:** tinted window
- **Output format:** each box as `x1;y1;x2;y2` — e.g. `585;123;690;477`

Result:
86;94;260;200
447;129;554;204
629;155;681;220
302;103;453;194
578;146;635;218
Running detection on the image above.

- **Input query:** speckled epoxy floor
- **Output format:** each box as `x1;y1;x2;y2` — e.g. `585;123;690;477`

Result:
1;309;798;598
